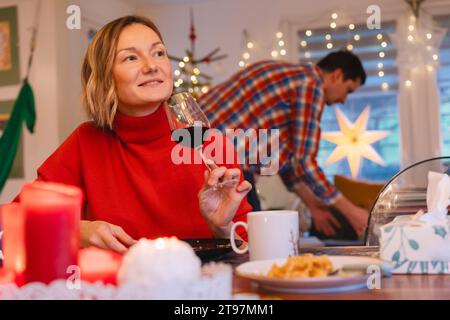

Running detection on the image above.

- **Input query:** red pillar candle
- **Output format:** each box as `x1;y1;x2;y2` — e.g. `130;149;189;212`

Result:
1;204;26;285
20;182;83;284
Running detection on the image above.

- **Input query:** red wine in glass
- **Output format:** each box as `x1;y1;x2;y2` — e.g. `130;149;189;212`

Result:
165;92;239;188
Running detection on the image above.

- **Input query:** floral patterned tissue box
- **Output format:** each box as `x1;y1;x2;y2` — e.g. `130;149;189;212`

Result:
380;215;450;274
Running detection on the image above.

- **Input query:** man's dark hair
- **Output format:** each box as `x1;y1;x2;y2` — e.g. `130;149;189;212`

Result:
317;50;367;85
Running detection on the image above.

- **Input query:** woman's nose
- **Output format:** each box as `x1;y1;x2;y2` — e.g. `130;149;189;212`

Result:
142;59;157;74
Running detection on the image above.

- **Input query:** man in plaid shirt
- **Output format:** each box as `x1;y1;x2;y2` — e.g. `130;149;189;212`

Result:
198;50;368;239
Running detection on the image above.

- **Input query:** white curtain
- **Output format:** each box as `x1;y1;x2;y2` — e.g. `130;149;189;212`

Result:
390;10;447;172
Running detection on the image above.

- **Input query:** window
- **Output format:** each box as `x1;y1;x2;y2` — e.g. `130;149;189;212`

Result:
297;21;400;182
436;15;450;156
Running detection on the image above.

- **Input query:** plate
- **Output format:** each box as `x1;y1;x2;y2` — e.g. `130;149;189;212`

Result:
236;256;384;294
181;238;242;261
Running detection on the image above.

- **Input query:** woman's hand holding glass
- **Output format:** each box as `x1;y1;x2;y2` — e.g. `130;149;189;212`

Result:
198;166;252;238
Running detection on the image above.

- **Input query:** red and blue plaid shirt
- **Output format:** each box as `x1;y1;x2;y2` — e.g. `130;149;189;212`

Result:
198;60;340;205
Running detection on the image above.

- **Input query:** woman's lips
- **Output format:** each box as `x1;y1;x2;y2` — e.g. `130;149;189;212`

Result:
139;80;163;87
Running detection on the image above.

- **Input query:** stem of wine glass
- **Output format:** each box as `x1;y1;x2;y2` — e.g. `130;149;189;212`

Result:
195;146;218;172
195;146;240;190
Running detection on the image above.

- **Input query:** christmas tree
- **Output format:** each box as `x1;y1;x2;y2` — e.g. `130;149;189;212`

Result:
170;9;227;99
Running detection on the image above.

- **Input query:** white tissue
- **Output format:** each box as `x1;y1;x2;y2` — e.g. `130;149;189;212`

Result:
419;171;450;224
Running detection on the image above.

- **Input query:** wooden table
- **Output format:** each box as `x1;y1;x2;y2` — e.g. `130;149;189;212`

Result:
219;246;450;300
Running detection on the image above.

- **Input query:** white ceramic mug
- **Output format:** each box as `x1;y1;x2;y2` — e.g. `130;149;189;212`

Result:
230;210;299;261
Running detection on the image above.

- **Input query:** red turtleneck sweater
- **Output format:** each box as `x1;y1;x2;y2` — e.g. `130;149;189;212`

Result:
35;106;251;240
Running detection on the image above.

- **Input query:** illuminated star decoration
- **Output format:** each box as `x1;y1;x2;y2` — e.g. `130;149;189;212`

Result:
321;106;390;179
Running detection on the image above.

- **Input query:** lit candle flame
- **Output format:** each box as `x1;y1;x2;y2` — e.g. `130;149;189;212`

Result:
155;238;166;250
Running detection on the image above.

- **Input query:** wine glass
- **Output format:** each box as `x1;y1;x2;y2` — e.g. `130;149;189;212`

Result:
164;92;240;190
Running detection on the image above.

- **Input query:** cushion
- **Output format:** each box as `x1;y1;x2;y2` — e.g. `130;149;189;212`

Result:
333;175;385;210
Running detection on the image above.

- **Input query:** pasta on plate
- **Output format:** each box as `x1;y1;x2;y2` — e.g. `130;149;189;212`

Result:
267;254;333;278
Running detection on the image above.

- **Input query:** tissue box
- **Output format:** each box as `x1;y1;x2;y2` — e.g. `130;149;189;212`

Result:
379;215;450;274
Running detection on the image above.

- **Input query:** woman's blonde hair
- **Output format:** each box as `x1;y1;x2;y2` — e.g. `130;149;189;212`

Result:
81;16;164;130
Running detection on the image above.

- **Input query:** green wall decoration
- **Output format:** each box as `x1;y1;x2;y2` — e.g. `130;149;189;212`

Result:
0;100;24;178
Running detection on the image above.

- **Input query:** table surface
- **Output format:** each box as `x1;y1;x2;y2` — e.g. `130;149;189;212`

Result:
2;246;450;299
220;246;450;300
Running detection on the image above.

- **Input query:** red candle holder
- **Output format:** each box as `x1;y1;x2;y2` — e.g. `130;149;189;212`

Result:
20;182;83;285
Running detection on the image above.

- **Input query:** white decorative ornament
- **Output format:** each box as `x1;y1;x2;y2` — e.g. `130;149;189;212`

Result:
118;238;201;288
321;106;390;179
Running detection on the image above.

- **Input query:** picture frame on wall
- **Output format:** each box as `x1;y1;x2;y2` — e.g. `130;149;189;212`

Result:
0;6;20;86
0;100;24;178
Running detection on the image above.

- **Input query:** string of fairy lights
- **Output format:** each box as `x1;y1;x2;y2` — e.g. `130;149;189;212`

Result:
166;5;447;100
238;30;287;69
237;12;392;91
238;11;440;92
298;12;392;92
271;32;287;59
238;30;254;68
401;14;440;90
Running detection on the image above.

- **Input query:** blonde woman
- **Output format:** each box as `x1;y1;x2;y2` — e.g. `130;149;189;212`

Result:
29;16;252;253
